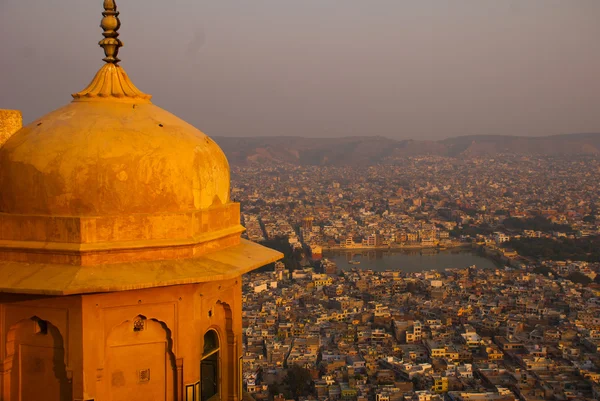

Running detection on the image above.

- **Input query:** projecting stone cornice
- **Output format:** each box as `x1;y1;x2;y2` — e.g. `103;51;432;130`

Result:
0;239;282;295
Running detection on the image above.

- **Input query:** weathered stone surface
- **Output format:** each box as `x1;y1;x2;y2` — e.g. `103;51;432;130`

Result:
0;109;22;147
0;102;230;216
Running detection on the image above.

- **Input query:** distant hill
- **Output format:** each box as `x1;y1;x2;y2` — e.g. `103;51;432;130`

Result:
440;133;600;157
213;133;600;166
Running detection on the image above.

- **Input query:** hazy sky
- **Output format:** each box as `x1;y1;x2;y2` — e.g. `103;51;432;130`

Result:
1;0;599;140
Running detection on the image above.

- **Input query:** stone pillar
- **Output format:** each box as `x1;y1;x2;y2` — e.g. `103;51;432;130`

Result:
0;110;22;147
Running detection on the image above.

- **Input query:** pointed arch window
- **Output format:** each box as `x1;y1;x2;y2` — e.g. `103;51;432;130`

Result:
201;330;219;401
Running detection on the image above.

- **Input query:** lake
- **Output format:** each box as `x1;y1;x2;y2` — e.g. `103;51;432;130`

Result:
323;248;499;272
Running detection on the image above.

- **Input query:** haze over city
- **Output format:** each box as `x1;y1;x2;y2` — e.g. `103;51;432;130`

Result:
1;0;600;140
3;1;600;400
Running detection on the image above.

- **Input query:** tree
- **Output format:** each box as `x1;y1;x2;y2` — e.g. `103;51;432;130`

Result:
284;365;313;398
505;236;600;262
502;216;571;232
567;272;592;286
583;215;596;223
533;265;553;276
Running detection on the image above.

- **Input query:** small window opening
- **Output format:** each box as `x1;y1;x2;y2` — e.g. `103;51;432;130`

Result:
133;318;145;332
201;330;219;401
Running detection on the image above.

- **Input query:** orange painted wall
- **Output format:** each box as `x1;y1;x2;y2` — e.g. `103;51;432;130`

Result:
0;277;243;401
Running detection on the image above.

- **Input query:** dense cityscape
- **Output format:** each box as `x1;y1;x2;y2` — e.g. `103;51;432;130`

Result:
238;155;600;401
3;2;600;401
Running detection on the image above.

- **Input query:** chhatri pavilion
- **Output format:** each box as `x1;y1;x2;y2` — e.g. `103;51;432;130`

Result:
0;1;281;400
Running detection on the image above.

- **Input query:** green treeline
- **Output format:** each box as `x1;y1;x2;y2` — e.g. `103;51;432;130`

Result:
506;236;600;262
502;216;571;233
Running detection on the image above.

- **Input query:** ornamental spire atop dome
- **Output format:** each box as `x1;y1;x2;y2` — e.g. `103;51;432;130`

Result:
72;0;151;101
99;0;122;64
0;0;281;305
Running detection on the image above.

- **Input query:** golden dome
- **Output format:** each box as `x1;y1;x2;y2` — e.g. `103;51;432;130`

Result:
0;0;240;266
0;95;230;215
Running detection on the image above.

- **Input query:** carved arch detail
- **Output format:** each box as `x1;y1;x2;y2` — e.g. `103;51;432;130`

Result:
103;314;178;401
105;314;177;369
2;316;71;401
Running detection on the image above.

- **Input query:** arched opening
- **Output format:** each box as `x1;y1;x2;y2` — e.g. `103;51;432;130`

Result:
105;315;177;401
3;316;71;401
201;330;220;401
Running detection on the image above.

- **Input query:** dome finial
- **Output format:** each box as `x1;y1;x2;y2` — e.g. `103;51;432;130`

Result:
72;0;151;101
99;0;122;64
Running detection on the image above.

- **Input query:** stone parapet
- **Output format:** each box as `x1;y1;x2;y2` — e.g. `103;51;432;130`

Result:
0;110;22;146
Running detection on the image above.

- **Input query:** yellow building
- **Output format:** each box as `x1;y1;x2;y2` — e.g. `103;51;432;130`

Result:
313;277;334;287
432;375;449;393
484;344;504;360
0;2;281;401
426;340;448;358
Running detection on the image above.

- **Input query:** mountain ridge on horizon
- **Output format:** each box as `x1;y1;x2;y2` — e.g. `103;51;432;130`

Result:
213;132;600;166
